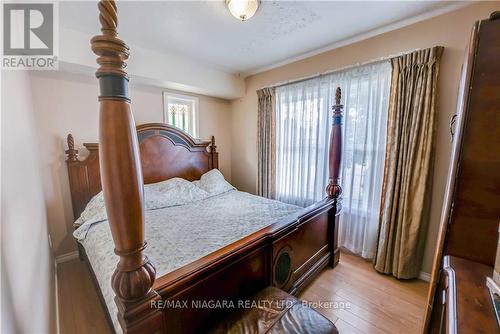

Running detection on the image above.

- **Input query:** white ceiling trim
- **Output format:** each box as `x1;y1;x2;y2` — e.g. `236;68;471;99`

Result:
244;1;472;77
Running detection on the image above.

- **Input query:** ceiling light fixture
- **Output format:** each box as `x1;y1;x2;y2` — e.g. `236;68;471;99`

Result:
226;0;260;22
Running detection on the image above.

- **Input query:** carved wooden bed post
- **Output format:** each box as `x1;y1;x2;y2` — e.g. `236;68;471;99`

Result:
326;87;343;267
210;135;219;169
326;87;343;199
91;1;163;332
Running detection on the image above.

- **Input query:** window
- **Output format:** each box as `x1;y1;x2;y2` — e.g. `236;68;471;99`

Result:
162;92;199;138
275;61;391;259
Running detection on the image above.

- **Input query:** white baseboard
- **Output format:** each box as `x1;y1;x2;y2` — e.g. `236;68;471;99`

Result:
55;251;79;265
419;271;431;282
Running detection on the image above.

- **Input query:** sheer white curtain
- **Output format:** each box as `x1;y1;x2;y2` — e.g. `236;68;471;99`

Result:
275;61;391;259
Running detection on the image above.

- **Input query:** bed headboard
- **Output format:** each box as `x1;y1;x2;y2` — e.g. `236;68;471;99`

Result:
66;123;218;219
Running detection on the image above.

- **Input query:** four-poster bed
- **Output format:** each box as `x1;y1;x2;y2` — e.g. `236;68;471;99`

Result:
67;1;344;333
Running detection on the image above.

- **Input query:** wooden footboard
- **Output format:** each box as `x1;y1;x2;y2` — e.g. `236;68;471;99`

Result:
86;1;343;333
151;199;341;333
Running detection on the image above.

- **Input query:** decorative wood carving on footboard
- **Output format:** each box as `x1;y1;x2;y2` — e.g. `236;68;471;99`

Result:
82;1;343;333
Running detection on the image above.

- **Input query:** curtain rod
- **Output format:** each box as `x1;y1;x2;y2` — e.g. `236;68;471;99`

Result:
261;47;423;90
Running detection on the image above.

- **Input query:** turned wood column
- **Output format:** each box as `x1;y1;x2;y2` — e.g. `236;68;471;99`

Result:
91;1;163;333
326;87;343;268
326;87;343;199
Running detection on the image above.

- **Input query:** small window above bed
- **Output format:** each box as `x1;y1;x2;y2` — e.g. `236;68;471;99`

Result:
162;92;199;138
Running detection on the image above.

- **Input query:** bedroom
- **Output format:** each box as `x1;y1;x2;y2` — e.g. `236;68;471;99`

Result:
1;1;499;333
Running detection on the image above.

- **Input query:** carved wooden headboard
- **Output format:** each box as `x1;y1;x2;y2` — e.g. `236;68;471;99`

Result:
66;123;218;219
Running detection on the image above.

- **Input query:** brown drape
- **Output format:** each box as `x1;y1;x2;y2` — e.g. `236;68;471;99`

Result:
257;87;276;198
374;46;444;279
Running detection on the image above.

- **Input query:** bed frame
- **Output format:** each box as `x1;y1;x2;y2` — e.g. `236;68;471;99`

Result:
67;1;344;333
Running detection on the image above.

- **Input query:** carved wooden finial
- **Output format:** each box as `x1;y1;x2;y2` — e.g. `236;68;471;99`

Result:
65;134;78;162
98;0;117;35
67;133;74;150
210;135;217;153
335;87;341;106
333;87;343;117
90;0;130;77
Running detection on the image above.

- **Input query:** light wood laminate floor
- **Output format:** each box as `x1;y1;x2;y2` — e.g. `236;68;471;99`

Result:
57;251;428;333
300;252;428;333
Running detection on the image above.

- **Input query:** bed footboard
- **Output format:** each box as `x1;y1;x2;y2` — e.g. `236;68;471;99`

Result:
150;198;340;333
272;201;341;295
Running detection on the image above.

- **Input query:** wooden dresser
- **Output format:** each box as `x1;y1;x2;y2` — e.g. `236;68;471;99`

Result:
425;12;500;334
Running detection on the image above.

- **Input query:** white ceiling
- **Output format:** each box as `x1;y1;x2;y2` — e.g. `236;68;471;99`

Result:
60;1;467;76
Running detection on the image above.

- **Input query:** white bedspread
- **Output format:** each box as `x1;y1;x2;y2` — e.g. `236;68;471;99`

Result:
73;190;300;332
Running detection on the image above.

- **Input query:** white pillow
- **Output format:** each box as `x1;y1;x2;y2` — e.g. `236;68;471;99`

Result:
193;169;235;196
74;178;209;227
144;177;208;210
74;191;107;227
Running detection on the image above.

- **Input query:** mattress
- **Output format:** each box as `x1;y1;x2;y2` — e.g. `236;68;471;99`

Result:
73;189;300;332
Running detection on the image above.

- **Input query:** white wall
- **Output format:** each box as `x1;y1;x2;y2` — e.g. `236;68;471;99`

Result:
29;71;233;256
1;71;56;333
